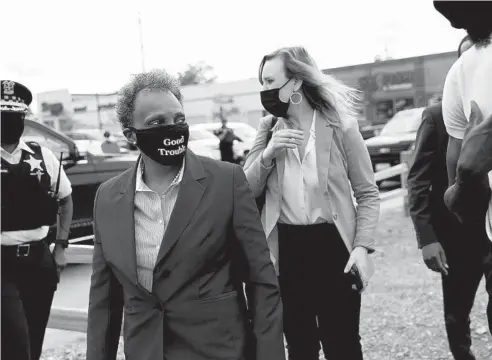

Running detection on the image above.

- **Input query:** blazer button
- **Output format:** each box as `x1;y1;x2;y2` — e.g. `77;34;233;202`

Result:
333;213;338;221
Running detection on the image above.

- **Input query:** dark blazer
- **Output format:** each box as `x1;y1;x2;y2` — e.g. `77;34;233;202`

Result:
86;151;285;360
407;103;461;247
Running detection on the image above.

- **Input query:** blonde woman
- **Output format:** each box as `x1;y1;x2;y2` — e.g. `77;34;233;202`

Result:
244;46;380;360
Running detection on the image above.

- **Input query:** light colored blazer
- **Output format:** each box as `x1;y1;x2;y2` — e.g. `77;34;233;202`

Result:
244;113;380;273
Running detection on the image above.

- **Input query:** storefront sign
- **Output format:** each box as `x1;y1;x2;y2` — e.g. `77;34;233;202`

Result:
359;71;414;92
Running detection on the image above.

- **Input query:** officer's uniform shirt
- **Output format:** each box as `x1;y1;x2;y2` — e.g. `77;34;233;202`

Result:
1;140;72;245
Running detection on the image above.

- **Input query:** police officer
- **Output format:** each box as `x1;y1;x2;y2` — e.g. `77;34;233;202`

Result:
1;80;73;360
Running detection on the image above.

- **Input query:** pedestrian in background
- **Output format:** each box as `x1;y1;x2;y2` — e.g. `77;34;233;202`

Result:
244;46;380;360
101;130;120;153
213;107;243;163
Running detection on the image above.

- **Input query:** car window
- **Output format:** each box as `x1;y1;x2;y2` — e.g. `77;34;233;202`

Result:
22;124;71;160
380;109;424;136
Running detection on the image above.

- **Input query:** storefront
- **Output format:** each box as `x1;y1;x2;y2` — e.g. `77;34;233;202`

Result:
324;51;457;125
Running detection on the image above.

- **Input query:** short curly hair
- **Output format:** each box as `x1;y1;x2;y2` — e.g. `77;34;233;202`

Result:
116;69;183;129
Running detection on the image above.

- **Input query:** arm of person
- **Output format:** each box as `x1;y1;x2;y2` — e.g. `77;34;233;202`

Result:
442;58;467;187
444;102;492;222
41;147;73;252
243;116;276;197
86;186;124;360
446;136;462;187
231;164;285;360
342;120;381;252
407;109;440;248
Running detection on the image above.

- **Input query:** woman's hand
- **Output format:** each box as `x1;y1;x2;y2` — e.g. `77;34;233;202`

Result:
344;246;373;291
262;129;304;165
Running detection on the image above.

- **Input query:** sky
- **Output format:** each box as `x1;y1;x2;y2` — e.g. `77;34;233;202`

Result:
1;0;466;110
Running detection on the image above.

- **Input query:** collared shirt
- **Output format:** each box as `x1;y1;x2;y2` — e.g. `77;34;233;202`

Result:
134;158;185;291
278;110;331;225
1;140;72;245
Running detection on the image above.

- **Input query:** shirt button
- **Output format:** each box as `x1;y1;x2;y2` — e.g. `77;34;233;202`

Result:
333;213;338;220
159;220;163;224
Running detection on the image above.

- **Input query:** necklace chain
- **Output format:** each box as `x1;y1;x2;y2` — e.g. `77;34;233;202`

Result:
140;159;182;185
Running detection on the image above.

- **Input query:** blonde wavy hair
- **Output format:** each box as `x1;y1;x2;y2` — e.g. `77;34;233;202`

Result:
259;46;361;129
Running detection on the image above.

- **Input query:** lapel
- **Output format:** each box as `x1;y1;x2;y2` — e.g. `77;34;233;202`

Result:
276;122;286;203
315;112;334;193
113;160;140;285
154;151;206;268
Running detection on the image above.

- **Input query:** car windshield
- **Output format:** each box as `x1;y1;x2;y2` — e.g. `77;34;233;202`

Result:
189;128;217;141
380;108;424;136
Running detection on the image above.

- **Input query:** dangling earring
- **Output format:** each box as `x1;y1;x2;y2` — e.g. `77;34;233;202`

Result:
290;92;302;105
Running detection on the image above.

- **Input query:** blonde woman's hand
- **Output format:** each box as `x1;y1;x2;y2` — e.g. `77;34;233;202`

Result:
262;129;304;165
344;247;373;291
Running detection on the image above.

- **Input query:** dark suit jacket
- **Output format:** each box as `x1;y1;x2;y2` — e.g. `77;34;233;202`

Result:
86;151;285;360
407;103;462;247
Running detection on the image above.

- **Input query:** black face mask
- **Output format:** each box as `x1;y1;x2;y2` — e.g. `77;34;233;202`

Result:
129;123;189;166
1;112;25;145
260;78;292;118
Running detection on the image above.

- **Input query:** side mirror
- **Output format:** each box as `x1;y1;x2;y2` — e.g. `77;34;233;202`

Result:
63;148;84;169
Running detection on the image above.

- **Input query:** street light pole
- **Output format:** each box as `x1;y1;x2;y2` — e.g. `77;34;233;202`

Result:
138;12;146;72
95;93;102;130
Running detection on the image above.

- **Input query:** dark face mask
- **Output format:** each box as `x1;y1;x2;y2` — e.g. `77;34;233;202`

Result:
129;123;190;166
1;112;25;145
260;78;292;118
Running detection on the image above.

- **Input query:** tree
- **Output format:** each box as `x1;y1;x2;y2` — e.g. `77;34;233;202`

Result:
177;62;217;86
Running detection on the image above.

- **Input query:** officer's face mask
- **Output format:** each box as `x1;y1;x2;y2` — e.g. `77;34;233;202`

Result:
128;123;190;166
260;78;292;118
1;112;25;145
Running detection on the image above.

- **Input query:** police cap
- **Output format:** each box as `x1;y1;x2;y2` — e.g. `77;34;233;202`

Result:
1;80;33;114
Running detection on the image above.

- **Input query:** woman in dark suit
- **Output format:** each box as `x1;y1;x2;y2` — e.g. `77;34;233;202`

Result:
244;46;380;360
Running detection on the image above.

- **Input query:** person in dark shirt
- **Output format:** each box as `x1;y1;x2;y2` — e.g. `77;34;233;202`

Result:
407;35;490;360
213;111;242;163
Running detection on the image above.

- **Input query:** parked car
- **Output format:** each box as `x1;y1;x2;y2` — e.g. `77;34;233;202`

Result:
191;122;257;164
22;120;138;243
359;124;385;140
188;127;221;160
21;121;227;244
365;107;425;176
66;129;133;154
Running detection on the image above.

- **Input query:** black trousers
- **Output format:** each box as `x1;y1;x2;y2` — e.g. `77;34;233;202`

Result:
220;143;235;163
1;240;58;360
277;223;363;360
439;220;492;360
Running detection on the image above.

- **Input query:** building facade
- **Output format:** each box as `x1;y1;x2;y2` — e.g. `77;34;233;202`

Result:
36;51;457;130
324;51;456;124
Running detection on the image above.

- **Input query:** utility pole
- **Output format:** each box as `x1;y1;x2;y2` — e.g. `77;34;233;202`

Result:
95;93;102;130
138;12;146;72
